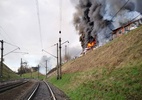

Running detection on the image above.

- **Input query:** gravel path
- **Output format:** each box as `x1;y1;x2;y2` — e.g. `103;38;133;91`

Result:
32;81;52;100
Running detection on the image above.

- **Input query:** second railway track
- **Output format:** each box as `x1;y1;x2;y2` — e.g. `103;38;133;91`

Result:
0;80;28;93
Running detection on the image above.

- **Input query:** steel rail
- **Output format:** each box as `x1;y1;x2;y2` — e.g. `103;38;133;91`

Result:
0;81;28;93
27;82;40;100
44;81;56;100
26;81;56;100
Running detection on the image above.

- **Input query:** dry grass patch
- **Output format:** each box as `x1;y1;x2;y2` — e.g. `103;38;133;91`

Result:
62;26;142;73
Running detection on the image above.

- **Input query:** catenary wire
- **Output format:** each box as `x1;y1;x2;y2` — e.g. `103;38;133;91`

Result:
107;0;130;30
59;0;62;32
111;0;130;21
35;0;43;49
0;25;30;53
4;41;20;48
0;26;14;43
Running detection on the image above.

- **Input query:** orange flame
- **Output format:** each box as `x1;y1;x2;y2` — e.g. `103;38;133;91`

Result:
87;40;96;49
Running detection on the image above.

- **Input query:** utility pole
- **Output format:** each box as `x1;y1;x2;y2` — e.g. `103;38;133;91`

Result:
59;31;62;79
31;68;32;78
42;45;59;80
65;45;67;61
0;40;4;81
56;43;59;80
20;58;23;77
58;36;69;80
46;60;47;79
38;65;39;79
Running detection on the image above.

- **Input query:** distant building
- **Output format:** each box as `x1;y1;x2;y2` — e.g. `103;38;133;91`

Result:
112;18;142;39
80;18;142;56
31;67;38;72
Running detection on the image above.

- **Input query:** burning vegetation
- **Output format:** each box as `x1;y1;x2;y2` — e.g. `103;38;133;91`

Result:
73;0;142;52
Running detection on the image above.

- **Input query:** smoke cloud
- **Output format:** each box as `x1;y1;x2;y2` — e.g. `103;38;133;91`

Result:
72;0;142;48
38;55;52;74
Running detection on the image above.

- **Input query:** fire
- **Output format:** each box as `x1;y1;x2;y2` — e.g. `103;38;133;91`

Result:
80;39;96;56
74;0;142;49
87;40;96;49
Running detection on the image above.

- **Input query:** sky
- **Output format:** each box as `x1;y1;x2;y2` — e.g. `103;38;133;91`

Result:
0;0;82;74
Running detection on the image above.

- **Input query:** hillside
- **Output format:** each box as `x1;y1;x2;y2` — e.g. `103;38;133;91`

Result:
48;26;142;100
0;62;45;81
22;72;45;80
1;63;20;81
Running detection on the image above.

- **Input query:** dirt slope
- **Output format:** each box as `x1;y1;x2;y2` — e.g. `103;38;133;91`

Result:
62;26;142;73
48;26;142;100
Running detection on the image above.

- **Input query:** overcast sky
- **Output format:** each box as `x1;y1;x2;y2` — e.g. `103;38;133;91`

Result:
0;0;81;73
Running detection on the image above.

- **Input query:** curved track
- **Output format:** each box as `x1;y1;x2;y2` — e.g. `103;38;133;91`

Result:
27;81;56;100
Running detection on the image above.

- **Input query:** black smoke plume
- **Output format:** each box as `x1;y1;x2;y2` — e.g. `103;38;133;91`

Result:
73;0;142;49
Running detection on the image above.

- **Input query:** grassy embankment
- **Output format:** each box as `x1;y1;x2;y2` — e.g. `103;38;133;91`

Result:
1;63;45;81
1;63;20;81
22;72;45;80
48;26;142;100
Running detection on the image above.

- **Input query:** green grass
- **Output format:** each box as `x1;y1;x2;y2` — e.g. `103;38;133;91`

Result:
49;63;142;100
22;72;45;80
48;73;77;94
1;63;45;81
48;26;142;99
2;64;20;81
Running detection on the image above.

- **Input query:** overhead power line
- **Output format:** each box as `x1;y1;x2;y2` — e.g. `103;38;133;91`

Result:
0;26;15;43
35;0;43;49
111;0;130;21
4;41;20;48
107;0;130;30
0;26;29;52
59;0;62;32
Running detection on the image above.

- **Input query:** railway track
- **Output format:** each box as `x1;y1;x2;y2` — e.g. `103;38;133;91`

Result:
0;80;68;100
27;81;56;100
0;80;28;93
